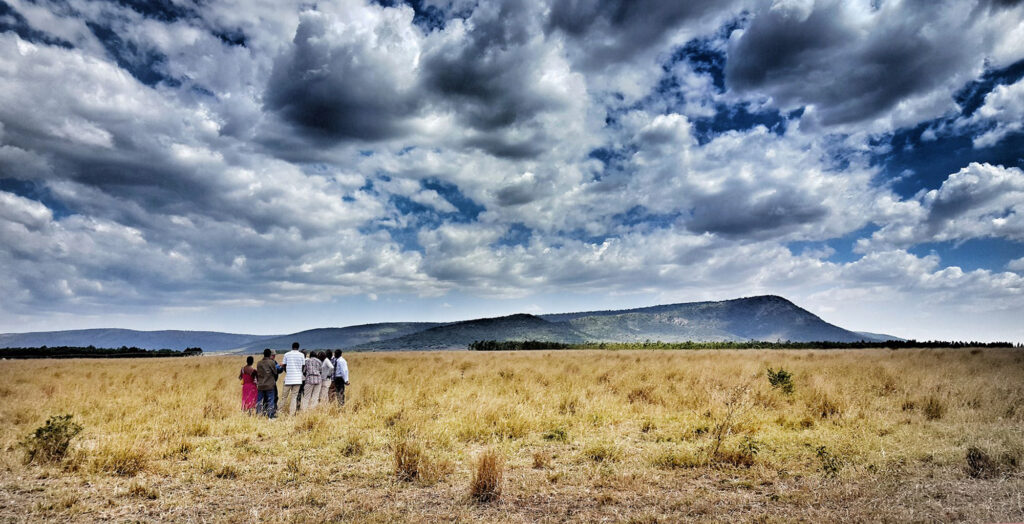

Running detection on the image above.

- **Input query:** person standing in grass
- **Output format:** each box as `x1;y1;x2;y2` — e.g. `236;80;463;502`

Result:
301;349;323;410
280;342;305;416
319;351;334;404
332;349;350;406
239;356;258;413
255;349;279;418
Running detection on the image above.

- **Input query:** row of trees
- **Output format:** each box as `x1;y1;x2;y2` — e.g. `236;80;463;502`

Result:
0;346;203;359
469;339;1020;351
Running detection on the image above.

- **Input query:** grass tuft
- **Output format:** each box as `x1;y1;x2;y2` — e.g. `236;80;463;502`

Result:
470;448;503;503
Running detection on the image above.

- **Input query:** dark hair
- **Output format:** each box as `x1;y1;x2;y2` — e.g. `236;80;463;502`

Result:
317;351;326;360
292;342;300;349
263;348;272;357
246;356;254;365
334;349;341;357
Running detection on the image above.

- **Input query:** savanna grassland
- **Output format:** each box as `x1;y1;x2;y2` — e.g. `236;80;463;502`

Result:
1;349;1023;523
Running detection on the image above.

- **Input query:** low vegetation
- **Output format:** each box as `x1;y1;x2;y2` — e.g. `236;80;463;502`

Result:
0;348;1022;522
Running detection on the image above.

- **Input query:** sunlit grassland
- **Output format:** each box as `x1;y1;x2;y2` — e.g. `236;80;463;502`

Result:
1;348;1023;522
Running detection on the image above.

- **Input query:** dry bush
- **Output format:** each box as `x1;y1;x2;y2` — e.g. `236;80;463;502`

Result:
394;438;424;482
966;446;996;478
470;448;504;502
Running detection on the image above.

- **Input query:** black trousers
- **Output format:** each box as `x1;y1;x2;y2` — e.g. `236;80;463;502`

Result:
333;378;346;406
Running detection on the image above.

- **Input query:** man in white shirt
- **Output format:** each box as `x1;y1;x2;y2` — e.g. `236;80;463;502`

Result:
332;349;350;406
319;353;334;404
280;342;305;416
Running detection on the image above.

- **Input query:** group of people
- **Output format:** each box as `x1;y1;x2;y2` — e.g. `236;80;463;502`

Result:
238;342;349;418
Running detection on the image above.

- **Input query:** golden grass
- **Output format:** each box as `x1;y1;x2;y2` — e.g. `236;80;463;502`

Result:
0;348;1023;522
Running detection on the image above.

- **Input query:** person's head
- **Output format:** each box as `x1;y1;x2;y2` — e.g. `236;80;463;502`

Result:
334;349;341;358
263;348;272;358
292;342;300;350
246;356;254;366
318;351;326;360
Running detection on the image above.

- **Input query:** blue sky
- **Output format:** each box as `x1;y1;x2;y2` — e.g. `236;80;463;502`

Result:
0;0;1023;341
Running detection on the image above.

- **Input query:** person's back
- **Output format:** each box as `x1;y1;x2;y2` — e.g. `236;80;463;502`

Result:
332;350;349;406
319;353;334;403
280;343;306;415
255;350;279;418
282;349;304;386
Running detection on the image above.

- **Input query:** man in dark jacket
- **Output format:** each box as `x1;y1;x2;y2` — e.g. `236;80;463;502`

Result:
255;349;279;418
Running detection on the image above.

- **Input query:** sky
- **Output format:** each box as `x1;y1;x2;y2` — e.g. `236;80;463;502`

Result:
0;0;1023;341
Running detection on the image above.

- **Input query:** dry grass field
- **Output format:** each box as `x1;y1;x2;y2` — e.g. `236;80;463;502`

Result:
1;348;1023;523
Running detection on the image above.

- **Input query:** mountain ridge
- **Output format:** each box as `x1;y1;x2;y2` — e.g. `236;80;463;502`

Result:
0;296;899;352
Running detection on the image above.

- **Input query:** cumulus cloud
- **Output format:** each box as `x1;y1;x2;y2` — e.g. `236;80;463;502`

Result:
861;162;1024;249
1;0;1024;341
725;0;1024;132
962;77;1024;147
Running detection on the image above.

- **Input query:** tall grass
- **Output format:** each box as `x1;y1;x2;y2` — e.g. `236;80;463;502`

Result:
1;348;1022;521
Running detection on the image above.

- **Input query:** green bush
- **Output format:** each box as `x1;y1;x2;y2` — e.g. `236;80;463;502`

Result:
20;414;83;464
816;445;842;478
767;367;795;395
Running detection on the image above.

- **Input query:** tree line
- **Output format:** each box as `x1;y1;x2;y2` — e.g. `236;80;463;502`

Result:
469;340;1020;351
0;346;204;359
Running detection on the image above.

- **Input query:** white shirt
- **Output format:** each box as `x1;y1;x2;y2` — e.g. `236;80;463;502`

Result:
282;350;305;385
333;356;349;382
320;358;334;381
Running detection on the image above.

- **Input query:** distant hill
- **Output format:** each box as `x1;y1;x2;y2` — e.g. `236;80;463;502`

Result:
0;296;900;353
854;331;906;342
353;314;589;350
227;323;443;353
542;296;869;343
0;329;275;352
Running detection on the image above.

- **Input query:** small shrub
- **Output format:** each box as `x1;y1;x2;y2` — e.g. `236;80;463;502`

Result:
542;427;568;442
922;396;946;420
816;446;842;478
766;368;795;395
966;446;995;478
470;448;504;503
20;414;83;464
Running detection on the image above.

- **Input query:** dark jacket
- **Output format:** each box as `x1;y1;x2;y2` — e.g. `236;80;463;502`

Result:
256;356;279;391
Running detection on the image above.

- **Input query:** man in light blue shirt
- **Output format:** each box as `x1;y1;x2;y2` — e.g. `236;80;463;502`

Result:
332;349;349;406
280;342;305;416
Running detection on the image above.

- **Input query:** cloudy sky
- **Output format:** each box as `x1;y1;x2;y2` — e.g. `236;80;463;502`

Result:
1;0;1023;341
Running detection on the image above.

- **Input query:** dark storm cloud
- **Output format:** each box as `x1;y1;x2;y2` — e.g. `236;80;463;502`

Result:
546;0;741;69
263;10;421;143
684;186;830;238
724;1;986;128
263;1;578;158
422;0;555;130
